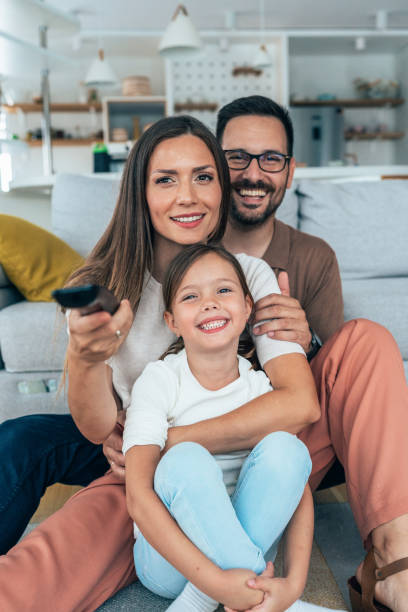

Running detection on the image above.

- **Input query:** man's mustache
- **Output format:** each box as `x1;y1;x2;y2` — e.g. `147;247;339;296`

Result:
231;179;274;193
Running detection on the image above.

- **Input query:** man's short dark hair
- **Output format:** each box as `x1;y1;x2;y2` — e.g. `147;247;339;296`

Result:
216;95;294;157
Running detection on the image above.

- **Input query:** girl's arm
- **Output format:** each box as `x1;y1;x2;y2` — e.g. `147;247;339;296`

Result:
125;445;264;610
280;483;314;598
67;301;133;444
225;485;314;612
165;353;320;454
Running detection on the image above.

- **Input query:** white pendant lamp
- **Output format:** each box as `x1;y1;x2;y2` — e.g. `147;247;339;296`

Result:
253;44;273;68
159;4;202;58
253;0;273;68
85;48;118;87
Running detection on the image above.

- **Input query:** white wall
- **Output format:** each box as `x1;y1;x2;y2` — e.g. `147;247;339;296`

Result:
289;52;397;100
3;55;165;179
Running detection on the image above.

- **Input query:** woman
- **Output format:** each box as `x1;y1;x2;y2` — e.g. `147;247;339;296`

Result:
0;116;319;611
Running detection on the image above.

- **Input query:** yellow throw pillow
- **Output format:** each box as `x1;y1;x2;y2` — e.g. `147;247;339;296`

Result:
0;214;84;301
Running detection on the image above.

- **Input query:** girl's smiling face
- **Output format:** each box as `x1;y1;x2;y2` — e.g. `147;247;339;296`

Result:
146;134;222;247
164;252;252;355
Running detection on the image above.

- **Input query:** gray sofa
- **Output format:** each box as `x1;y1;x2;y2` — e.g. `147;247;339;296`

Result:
0;173;407;423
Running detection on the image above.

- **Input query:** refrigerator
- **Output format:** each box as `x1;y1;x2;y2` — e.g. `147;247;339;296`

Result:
289;106;345;167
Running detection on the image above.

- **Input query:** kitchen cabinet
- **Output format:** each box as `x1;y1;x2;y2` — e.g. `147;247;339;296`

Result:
102;96;167;144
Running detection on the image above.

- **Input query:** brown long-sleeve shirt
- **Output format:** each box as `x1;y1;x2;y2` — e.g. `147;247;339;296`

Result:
262;220;344;343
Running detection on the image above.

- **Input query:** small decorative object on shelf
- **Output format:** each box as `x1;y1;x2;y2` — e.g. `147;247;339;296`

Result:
174;101;218;112
122;76;151;96
111;127;129;142
232;66;263;77
353;78;401;99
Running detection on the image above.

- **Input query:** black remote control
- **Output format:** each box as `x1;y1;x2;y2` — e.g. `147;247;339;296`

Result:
52;285;119;316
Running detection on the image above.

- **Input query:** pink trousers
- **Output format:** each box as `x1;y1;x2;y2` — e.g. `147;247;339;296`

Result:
1;319;407;611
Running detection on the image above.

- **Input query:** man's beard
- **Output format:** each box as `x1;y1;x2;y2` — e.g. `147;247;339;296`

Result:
229;179;285;228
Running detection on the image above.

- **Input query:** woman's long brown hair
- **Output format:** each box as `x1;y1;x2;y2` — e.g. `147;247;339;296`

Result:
66;116;231;314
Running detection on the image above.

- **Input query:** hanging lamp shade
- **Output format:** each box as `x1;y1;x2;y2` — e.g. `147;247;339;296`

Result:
85;49;118;87
159;4;202;58
253;44;273;69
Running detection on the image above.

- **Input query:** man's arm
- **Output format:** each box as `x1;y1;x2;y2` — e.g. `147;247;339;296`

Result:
165;353;320;455
253;249;344;351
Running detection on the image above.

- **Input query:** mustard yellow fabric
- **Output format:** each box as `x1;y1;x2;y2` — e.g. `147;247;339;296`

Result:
0;214;84;301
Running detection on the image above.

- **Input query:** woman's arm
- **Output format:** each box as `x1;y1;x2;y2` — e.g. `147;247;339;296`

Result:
125;445;264;609
165;353;320;454
67;301;133;444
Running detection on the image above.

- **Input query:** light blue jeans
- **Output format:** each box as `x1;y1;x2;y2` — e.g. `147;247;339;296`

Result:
134;432;312;599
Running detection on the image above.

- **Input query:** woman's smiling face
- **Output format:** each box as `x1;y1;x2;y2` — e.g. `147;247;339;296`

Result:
145;134;222;247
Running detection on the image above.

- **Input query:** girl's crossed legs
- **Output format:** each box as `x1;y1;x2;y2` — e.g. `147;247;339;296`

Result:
134;431;312;610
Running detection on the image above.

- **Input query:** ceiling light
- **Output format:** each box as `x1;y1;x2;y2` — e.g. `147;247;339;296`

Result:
159;4;202;58
85;48;117;87
252;0;272;69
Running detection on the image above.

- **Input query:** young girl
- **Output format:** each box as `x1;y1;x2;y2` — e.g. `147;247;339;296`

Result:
123;244;337;612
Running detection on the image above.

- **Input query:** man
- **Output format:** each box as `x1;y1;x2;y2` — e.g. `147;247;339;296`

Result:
217;95;408;611
218;96;342;352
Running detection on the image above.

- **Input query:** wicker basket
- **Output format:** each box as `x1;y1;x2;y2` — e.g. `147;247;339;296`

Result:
122;76;152;96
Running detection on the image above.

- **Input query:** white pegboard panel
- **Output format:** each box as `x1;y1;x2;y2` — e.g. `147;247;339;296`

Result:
167;41;283;133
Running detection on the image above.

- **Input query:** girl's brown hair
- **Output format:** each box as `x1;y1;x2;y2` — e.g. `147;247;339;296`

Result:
66;116;231;314
161;244;259;368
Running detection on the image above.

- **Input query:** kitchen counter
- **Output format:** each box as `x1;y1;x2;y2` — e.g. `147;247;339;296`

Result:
9;166;408;193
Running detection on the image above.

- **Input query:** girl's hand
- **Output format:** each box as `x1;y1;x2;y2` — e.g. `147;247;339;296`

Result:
68;299;133;364
224;562;300;612
217;568;264;611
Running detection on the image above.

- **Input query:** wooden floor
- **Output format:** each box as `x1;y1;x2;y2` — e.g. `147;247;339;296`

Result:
31;483;83;523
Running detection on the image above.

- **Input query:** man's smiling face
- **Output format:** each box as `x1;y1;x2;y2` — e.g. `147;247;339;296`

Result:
221;115;295;227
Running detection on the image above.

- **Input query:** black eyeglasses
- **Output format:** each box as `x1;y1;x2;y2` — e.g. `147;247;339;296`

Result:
223;149;291;173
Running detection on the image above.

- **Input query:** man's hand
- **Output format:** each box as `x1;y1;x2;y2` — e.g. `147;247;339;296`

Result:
102;411;126;479
252;271;312;353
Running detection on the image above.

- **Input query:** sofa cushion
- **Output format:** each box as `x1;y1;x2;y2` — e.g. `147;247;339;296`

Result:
342;277;408;359
0;301;67;372
52;174;120;256
0;214;84;302
297;180;408;280
0;370;68;423
275;183;299;229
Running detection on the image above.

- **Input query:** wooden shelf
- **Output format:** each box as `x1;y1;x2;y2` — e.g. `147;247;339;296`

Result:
174;102;218;112
4;103;102;113
345;131;405;141
26;138;96;147
291;98;404;108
